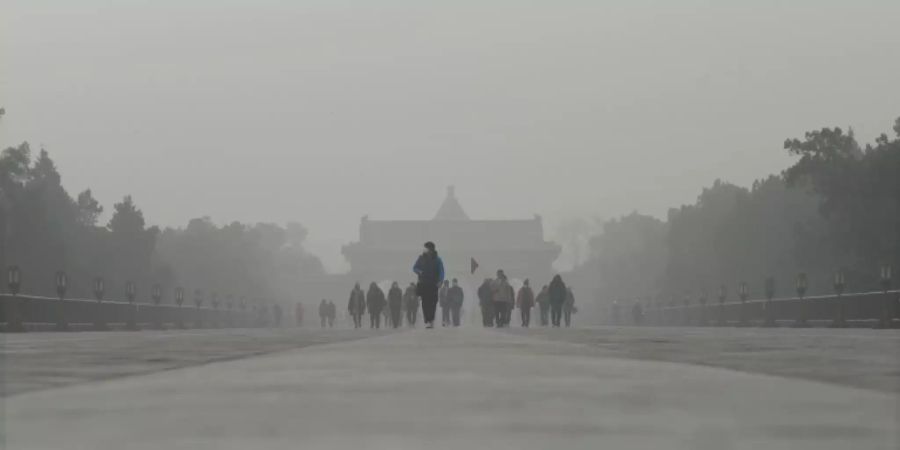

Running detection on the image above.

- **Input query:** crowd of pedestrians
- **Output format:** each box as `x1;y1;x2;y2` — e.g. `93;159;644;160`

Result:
304;241;578;330
478;271;576;328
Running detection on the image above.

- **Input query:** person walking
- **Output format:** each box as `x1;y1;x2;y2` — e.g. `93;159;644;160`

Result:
404;282;419;326
326;300;336;328
413;241;445;329
439;280;451;326
347;283;366;329
631;300;644;325
517;279;535;327
477;278;494;327
448;278;464;327
318;299;328;328
491;270;513;327
536;285;550;326
564;287;576;327
367;282;386;329
549;275;567;327
388;281;404;328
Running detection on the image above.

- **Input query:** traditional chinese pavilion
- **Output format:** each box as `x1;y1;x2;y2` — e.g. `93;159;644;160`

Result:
341;187;560;284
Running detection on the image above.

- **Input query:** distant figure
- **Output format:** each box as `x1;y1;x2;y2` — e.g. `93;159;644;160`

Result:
439;280;451;327
413;241;445;329
319;299;328;327
388;281;404;328
504;282;515;326
404;282;419;326
517;279;535;327
295;302;304;327
347;283;366;329
326;300;336;327
477;278;494;327
549;275;567;327
491;270;513;328
273;303;283;327
367;282;386;329
632;301;644;325
564;287;576;327
536;285;550;327
448;278;464;327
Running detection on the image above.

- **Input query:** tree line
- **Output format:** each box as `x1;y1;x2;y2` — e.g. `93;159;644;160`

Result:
568;117;900;308
0;142;324;303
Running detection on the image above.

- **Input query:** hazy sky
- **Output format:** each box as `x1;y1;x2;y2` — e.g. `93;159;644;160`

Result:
2;0;898;272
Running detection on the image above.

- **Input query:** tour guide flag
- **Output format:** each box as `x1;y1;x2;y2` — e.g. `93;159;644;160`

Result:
470;258;479;274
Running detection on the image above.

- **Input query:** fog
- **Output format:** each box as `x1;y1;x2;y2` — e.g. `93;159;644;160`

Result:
2;0;899;273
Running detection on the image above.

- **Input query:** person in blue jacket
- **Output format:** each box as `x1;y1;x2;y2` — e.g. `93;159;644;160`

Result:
413;241;445;329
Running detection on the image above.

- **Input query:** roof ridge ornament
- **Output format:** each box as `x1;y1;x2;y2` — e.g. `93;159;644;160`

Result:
433;185;469;221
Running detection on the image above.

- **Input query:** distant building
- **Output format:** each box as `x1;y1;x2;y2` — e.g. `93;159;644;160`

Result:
342;186;560;283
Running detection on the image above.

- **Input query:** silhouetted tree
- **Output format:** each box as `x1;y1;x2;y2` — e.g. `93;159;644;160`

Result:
571;116;900;314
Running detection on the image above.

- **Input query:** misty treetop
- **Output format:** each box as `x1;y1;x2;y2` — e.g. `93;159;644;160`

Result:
570;117;900;306
0;142;324;301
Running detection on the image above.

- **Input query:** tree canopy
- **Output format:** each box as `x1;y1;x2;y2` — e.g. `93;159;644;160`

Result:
569;117;900;311
0;144;324;303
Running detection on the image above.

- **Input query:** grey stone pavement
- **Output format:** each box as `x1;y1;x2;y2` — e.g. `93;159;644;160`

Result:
507;326;900;393
0;328;385;396
2;327;898;449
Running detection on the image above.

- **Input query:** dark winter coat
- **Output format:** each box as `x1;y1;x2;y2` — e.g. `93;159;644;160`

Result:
413;251;445;287
477;281;493;307
549;277;567;306
404;285;419;310
367;285;386;314
448;285;464;308
388;286;403;311
517;286;535;309
348;288;366;316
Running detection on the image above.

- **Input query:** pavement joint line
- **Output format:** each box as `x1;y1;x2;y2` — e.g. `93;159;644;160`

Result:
1;329;405;399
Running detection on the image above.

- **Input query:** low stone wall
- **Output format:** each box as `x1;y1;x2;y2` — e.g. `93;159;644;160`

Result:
629;290;899;328
0;294;259;331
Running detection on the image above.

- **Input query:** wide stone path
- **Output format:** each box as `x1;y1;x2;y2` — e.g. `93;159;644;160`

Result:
3;328;897;449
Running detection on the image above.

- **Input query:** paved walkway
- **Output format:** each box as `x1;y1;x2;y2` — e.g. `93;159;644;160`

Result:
3;328;898;449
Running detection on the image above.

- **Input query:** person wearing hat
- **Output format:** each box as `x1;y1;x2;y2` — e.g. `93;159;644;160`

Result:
413;241;445;329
